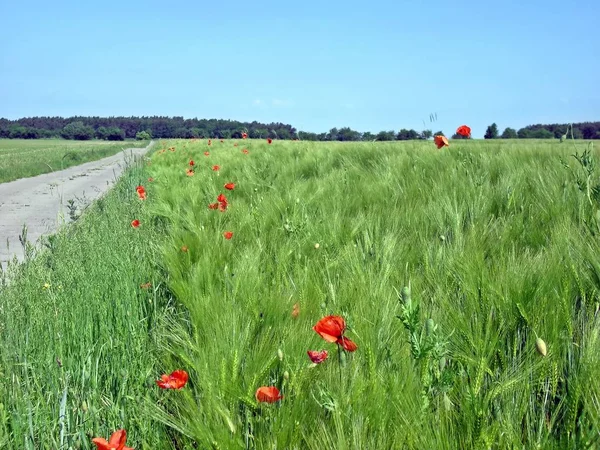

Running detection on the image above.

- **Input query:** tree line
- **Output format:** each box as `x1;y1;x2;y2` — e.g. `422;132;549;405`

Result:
0;116;598;141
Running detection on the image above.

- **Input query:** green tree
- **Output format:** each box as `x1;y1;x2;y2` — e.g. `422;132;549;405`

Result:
362;132;375;141
337;127;361;141
61;122;94;140
106;127;125;141
136;130;151;140
376;130;396;141
484;123;499;139
500;127;518;139
434;131;445;137
397;129;420;140
421;130;433;140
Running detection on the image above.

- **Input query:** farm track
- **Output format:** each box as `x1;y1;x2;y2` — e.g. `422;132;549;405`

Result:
0;140;155;270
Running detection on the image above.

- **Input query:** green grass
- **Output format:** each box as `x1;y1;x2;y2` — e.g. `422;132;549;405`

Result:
0;139;149;183
0;156;168;449
2;138;600;448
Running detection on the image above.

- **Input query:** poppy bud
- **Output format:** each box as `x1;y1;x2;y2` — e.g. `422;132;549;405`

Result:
283;371;290;381
400;286;411;304
443;393;452;411
314;243;320;249
440;235;446;242
425;318;435;336
439;356;447;371
277;349;284;361
536;337;547;357
81;401;88;413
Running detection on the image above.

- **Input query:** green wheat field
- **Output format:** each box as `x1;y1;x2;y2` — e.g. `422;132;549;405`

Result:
0;139;148;183
1;138;600;449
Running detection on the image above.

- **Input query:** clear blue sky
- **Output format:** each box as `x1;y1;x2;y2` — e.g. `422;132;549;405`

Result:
0;0;598;137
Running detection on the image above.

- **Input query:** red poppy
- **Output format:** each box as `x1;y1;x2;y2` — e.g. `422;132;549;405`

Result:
204;151;210;156
224;183;235;190
140;282;152;289
208;139;212;146
186;169;195;177
208;202;219;210
212;165;220;171
92;429;133;450
148;177;154;182
217;193;228;211
131;219;140;228
189;160;195;166
456;125;471;138
292;303;300;318
181;245;188;252
156;369;189;389
136;185;146;200
255;386;283;403
434;135;449;149
242;149;249;154
337;336;358;352
223;231;233;240
242;132;248;139
267;138;273;144
307;350;328;364
313;315;358;352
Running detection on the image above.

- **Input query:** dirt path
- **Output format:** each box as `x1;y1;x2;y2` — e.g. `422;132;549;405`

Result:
0;141;155;271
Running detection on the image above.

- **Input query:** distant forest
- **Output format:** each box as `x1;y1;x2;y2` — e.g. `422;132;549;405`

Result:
0;116;598;141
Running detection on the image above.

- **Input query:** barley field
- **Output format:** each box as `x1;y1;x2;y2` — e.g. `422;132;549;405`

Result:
1;138;600;449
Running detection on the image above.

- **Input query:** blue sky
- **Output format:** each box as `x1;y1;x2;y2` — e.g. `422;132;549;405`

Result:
0;0;598;137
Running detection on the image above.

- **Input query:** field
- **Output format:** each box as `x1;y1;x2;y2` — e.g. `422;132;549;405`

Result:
1;138;600;449
0;139;149;183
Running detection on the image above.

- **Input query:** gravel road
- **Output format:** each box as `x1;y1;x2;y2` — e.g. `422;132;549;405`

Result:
0;141;154;271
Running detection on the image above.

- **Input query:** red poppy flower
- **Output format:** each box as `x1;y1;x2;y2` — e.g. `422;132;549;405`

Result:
456;125;471;138
189;160;195;166
136;185;146;200
208;202;219;210
156;369;189;389
242;132;248;139
204;151;210;156
255;386;283;403
292;303;300;318
224;183;235;190
267;138;273;144
337;336;358;352
181;245;188;252
148;177;154;182
140;282;152;289
208;139;212;146
223;231;233;240
307;350;328;364
186;169;195;176
434;135;449;149
242;149;249;154
313;315;358;352
92;429;133;450
131;219;140;228
212;165;220;171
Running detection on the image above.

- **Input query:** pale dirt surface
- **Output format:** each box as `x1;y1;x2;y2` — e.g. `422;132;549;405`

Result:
0;141;154;271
